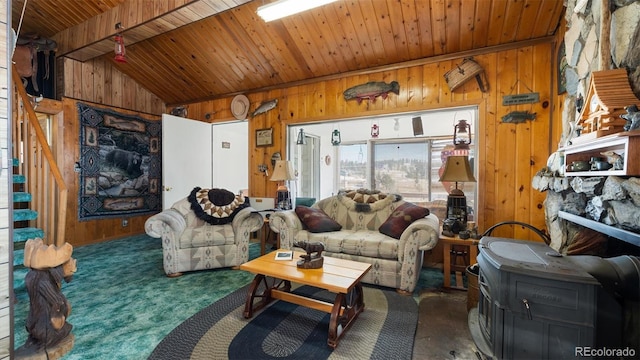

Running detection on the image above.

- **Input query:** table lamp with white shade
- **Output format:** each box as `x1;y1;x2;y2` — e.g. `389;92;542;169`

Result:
270;160;296;210
439;155;476;230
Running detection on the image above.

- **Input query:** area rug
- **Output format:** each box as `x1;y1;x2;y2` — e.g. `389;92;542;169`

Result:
77;102;162;220
150;283;418;359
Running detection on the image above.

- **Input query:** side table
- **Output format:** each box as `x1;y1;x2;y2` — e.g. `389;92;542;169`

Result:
440;233;479;290
260;216;279;255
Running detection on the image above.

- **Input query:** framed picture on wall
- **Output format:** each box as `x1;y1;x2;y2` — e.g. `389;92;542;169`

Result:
256;128;273;147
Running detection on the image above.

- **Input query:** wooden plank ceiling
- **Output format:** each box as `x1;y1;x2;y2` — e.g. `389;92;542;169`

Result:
13;0;565;106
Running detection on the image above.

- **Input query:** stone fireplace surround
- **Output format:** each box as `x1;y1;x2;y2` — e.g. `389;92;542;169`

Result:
533;171;640;257
547;0;640;256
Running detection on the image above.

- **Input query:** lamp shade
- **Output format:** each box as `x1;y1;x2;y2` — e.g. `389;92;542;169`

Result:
270;160;296;182
439;156;476;183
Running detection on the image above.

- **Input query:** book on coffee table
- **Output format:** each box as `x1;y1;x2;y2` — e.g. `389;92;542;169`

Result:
274;251;293;260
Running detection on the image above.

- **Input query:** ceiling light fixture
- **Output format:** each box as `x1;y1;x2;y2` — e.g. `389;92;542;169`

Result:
257;0;338;22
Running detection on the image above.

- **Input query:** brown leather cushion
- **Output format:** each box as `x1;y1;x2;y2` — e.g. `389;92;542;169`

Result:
379;202;430;239
295;206;342;233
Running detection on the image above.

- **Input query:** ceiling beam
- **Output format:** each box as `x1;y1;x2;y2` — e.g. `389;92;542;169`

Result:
52;0;251;62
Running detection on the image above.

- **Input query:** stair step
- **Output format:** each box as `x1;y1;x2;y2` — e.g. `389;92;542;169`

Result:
13;192;32;203
14;209;38;222
14;249;24;267
13;158;19;167
13;174;25;184
13;227;44;242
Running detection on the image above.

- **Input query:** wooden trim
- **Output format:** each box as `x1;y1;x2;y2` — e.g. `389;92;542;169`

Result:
271;289;337;314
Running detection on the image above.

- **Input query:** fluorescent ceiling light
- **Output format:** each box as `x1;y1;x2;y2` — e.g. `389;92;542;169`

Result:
257;0;338;22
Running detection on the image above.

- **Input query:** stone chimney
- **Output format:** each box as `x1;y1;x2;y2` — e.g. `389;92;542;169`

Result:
534;0;640;255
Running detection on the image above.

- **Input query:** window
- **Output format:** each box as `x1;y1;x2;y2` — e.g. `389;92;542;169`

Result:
288;106;477;215
371;140;429;204
338;143;367;190
334;137;474;210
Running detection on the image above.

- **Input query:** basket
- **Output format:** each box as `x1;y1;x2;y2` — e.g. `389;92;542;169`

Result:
466;263;480;312
444;58;485;91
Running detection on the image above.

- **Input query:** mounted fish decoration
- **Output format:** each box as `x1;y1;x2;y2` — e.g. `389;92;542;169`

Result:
501;111;536;123
251;99;278;118
343;81;400;103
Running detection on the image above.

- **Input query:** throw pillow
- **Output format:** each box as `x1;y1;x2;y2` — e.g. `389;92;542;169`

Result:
295;206;342;233
295;197;316;207
188;187;249;225
379;202;430;239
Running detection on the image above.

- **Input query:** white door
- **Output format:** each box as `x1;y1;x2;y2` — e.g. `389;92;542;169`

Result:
162;114;212;209
212;121;248;193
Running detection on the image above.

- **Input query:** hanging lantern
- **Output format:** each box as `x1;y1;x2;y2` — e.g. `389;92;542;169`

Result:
453;119;471;149
114;23;127;63
371;123;379;138
296;128;307;145
331;129;341;145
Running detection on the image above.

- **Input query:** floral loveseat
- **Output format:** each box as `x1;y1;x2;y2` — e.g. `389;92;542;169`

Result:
145;187;263;276
269;190;440;293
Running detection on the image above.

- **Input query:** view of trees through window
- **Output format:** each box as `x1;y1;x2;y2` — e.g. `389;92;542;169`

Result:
338;137;475;210
338;143;367;190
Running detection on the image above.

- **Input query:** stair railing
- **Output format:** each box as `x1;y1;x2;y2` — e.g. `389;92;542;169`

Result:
11;65;67;247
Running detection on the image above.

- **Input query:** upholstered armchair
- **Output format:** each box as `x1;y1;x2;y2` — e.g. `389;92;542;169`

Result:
145;188;263;276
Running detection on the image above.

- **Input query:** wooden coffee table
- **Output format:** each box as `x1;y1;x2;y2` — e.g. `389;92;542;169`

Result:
239;250;371;349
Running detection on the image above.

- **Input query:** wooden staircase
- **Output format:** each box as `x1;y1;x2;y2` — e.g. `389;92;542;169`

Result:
11;65;67;265
12;158;45;265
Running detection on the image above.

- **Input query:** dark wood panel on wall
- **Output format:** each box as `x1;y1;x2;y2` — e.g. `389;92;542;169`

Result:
184;41;559;242
61;98;160;247
61;57;165;115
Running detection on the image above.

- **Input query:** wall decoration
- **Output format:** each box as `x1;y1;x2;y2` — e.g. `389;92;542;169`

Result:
256;128;273;147
343;81;400;103
371;123;379;138
501;111;537;123
77;102;162;220
170;106;187;117
250;99;278;118
331;129;341;145
271;152;282;167
231;94;250;119
412;116;423;136
444;57;488;92
578;69;639;138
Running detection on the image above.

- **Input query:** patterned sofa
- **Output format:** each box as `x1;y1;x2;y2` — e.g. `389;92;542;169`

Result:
269;190;440;293
145;188;263;276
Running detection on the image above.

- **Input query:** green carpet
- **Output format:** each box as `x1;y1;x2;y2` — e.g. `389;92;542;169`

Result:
13;235;445;359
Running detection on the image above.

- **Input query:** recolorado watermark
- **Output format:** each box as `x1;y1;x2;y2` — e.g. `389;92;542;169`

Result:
575;346;636;357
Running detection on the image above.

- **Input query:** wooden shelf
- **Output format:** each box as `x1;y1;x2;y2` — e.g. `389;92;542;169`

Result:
558;211;640;247
562;131;640;177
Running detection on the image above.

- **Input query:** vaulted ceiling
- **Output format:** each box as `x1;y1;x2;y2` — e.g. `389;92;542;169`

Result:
13;0;565;106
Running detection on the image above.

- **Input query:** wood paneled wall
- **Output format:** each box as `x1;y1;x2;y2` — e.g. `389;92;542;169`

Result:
185;41;560;241
59;57;165;115
60;40;562;244
56;58;164;246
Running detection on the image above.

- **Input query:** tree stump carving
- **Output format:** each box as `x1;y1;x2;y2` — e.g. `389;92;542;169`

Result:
16;238;77;358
